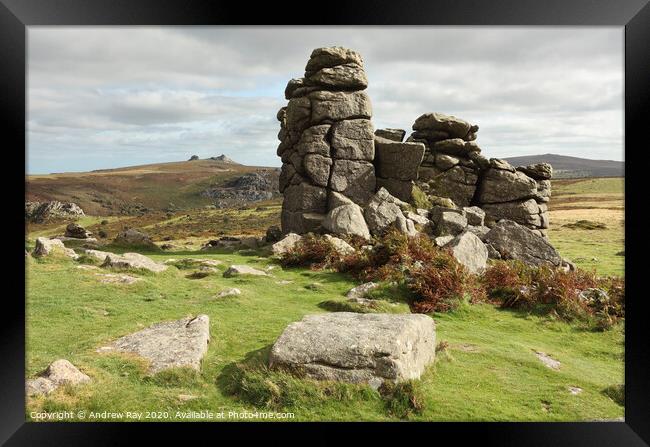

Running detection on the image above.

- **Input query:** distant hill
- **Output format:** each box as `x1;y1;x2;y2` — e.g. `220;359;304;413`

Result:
26;157;279;216
503;154;624;179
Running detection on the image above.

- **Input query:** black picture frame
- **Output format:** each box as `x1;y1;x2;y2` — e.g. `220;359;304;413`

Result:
4;0;649;445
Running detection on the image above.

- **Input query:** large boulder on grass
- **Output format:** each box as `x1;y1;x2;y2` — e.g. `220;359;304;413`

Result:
446;231;488;274
269;313;436;388
483;220;562;266
96;315;210;373
32;237;78;259
101;252;167;273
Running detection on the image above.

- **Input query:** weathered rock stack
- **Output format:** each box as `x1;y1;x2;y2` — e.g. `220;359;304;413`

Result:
275;47;556;266
476;159;552;237
276;47;375;234
407;113;483;208
401;112;551;237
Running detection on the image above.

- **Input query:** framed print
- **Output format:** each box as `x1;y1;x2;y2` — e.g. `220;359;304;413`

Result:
3;0;649;444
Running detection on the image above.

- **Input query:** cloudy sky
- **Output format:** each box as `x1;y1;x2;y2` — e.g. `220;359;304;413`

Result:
27;27;623;174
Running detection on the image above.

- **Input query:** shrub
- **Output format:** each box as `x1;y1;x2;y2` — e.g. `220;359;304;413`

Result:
222;362;378;410
336;230;478;313
482;261;625;329
278;234;340;269
411;184;432;210
481;261;535;307
379;380;426;419
145;367;201;387
97;230;108;239
407;251;469;313
602;384;624;406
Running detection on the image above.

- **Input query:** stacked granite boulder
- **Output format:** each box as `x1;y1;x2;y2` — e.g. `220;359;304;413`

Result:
276;47;375;234
390;112;553;237
373;132;426;203
407;113;484;208
476;159;552;237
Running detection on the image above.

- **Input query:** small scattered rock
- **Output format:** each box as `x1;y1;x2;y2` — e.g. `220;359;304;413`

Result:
434;212;468;237
96;273;141;284
26;359;90;396
223;265;269;277
346;282;379;300
217;288;241;298
578;288;609;304
64;223;93;239
534;351;561;370
568;386;583;395
434;235;454;247
265;225;283;243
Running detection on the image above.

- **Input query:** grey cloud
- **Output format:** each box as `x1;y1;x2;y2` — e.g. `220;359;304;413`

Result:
27;26;623;174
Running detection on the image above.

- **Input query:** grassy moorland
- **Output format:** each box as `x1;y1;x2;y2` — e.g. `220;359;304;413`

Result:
548;177;624;276
24;177;624;422
26;159;275;215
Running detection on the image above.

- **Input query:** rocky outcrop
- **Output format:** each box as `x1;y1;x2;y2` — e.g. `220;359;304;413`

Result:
408;113;481;208
404;112;551;236
96;315;210;373
201;169;280;208
25;201;85;223
274;48;559;266
269;313;436;388
277;47;376;234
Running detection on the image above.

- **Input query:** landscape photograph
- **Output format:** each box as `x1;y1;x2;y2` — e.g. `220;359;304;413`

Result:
25;27;625;422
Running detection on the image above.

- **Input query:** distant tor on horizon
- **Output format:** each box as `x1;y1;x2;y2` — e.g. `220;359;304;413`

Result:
503;153;624;179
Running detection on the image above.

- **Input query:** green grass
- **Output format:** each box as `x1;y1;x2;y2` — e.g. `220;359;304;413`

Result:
25;176;625;421
26;249;623;422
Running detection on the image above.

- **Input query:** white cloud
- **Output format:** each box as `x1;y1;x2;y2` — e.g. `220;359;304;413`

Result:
27;26;623;173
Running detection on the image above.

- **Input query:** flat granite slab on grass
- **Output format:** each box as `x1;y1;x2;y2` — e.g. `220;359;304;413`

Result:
269;312;436;389
97;315;210;373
